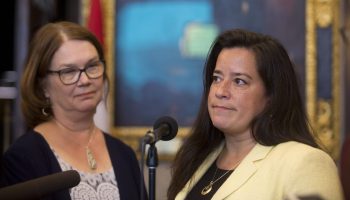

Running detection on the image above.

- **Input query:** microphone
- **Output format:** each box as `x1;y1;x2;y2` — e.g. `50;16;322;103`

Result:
0;170;80;200
144;116;178;144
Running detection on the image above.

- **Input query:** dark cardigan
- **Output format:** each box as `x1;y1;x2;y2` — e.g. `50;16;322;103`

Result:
0;130;145;200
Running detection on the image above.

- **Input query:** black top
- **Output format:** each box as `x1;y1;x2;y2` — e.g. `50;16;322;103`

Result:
0;130;147;200
185;161;234;200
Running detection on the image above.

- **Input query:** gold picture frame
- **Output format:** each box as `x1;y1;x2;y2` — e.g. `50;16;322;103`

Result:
306;0;341;160
82;0;342;161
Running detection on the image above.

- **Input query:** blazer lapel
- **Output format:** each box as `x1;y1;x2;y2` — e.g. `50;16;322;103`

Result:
212;144;273;200
175;144;224;200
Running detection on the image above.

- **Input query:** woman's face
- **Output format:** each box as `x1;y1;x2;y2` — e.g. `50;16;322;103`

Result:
208;47;269;136
44;39;104;116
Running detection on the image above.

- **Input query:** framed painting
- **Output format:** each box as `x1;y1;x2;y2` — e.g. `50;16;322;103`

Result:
83;0;341;160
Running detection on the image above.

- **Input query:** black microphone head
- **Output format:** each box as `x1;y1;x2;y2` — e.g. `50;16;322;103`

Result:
0;170;80;200
153;116;178;141
53;170;81;189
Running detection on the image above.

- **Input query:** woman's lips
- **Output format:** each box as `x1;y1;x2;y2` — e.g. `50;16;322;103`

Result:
212;105;236;111
76;91;95;98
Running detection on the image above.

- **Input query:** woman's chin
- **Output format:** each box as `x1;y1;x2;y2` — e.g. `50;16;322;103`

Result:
212;122;230;132
75;103;98;113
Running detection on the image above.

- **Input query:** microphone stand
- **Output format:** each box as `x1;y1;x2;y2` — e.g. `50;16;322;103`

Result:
146;141;158;200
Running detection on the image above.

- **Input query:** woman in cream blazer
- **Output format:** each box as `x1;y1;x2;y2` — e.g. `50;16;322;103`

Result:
167;29;343;200
175;142;342;200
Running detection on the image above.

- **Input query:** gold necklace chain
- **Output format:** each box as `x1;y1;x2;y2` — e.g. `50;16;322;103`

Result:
201;159;242;196
85;127;97;170
53;119;97;170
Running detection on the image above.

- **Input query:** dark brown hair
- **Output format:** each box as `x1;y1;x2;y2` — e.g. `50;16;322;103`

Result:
167;29;319;199
21;21;107;128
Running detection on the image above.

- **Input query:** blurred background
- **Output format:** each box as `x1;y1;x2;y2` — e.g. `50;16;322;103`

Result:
0;0;349;199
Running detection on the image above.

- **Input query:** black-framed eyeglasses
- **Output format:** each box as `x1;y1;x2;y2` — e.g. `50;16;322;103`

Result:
47;60;105;85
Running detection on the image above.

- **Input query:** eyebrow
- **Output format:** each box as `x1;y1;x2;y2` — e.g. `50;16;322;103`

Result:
57;57;100;68
213;69;253;80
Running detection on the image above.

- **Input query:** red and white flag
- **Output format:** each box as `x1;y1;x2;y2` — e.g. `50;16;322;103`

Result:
87;0;104;47
88;0;109;132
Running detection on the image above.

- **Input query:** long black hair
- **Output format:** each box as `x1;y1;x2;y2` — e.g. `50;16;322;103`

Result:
167;29;319;200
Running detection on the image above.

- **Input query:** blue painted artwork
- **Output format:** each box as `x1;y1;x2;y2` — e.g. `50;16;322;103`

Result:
115;0;218;126
114;0;305;127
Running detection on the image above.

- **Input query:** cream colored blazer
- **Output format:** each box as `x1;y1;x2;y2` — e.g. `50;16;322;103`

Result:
175;141;343;200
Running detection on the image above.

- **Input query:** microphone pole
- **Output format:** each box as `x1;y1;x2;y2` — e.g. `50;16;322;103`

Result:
146;137;158;200
141;116;178;200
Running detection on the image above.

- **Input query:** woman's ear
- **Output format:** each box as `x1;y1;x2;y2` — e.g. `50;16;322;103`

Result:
40;78;50;98
44;89;50;98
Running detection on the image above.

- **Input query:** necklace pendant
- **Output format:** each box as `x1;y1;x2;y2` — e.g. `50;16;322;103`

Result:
86;147;97;170
201;182;213;195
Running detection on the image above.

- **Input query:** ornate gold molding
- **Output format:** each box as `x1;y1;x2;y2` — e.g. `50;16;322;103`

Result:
306;0;317;128
306;0;340;160
111;127;190;153
331;0;341;160
101;0;116;133
315;0;333;28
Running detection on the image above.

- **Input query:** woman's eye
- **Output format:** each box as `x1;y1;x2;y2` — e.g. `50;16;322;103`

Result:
86;65;99;73
60;68;77;75
235;78;246;85
88;63;99;68
212;75;221;82
87;60;103;68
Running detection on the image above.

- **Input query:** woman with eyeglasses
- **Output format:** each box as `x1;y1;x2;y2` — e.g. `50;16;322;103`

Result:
0;21;146;200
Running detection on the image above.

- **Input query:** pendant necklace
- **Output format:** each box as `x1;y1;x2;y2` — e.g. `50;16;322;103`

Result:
201;159;243;196
54;119;97;170
201;167;232;195
86;126;97;170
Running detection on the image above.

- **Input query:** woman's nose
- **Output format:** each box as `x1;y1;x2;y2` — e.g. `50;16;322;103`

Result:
77;71;90;85
215;81;231;99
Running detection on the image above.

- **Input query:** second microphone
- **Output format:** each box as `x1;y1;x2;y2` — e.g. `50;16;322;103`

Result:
143;116;178;144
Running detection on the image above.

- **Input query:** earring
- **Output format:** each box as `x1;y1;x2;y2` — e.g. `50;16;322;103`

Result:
42;107;49;116
42;98;50;116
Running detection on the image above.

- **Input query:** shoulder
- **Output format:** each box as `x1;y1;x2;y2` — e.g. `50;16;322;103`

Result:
4;130;50;157
256;141;338;180
265;141;336;171
269;142;343;199
269;142;339;183
103;132;137;158
1;130;60;186
271;141;334;164
103;132;134;151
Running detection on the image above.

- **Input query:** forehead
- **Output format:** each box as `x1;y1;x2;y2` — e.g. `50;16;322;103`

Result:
51;40;98;67
215;47;257;72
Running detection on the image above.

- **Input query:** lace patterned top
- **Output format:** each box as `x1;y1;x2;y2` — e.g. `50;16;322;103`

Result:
53;150;120;200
